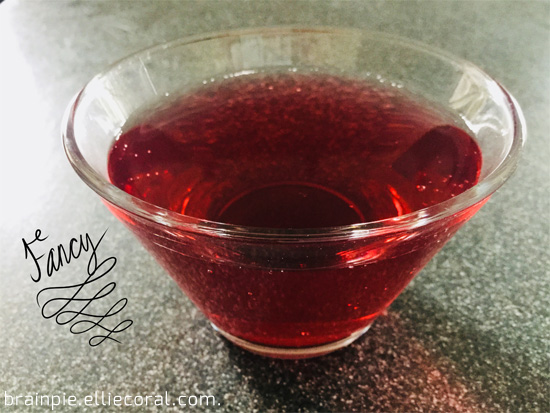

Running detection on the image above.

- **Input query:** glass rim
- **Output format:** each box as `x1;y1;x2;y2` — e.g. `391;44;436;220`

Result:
62;26;526;241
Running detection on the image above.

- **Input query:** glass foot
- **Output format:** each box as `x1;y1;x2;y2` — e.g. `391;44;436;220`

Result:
211;323;372;359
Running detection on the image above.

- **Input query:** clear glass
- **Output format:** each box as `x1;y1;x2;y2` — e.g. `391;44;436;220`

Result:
63;27;525;358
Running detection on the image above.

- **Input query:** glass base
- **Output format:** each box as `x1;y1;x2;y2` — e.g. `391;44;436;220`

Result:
211;322;372;359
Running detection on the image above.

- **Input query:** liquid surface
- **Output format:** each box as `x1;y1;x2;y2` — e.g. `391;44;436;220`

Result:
107;73;483;348
108;73;481;228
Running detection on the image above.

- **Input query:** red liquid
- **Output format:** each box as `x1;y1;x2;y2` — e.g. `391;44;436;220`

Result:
108;73;482;347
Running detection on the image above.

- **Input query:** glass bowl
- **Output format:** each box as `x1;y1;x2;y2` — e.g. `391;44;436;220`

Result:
63;27;525;358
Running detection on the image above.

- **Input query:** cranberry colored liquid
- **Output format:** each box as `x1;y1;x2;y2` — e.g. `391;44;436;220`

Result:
108;74;482;348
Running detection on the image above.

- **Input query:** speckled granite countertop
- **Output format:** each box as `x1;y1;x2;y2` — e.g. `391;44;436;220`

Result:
1;1;548;412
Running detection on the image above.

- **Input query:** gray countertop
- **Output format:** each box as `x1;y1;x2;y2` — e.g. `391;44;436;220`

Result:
1;1;548;412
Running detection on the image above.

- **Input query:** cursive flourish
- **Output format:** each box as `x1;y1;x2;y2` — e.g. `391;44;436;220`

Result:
22;229;133;346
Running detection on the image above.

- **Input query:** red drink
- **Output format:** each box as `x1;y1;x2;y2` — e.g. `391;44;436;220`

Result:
107;73;482;348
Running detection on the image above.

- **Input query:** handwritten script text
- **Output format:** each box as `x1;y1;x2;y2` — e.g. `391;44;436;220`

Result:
22;229;133;346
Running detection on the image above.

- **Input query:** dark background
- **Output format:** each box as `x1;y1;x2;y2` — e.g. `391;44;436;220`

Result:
1;1;548;412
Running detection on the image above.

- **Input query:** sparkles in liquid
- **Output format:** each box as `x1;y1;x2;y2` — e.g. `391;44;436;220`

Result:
108;73;482;347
